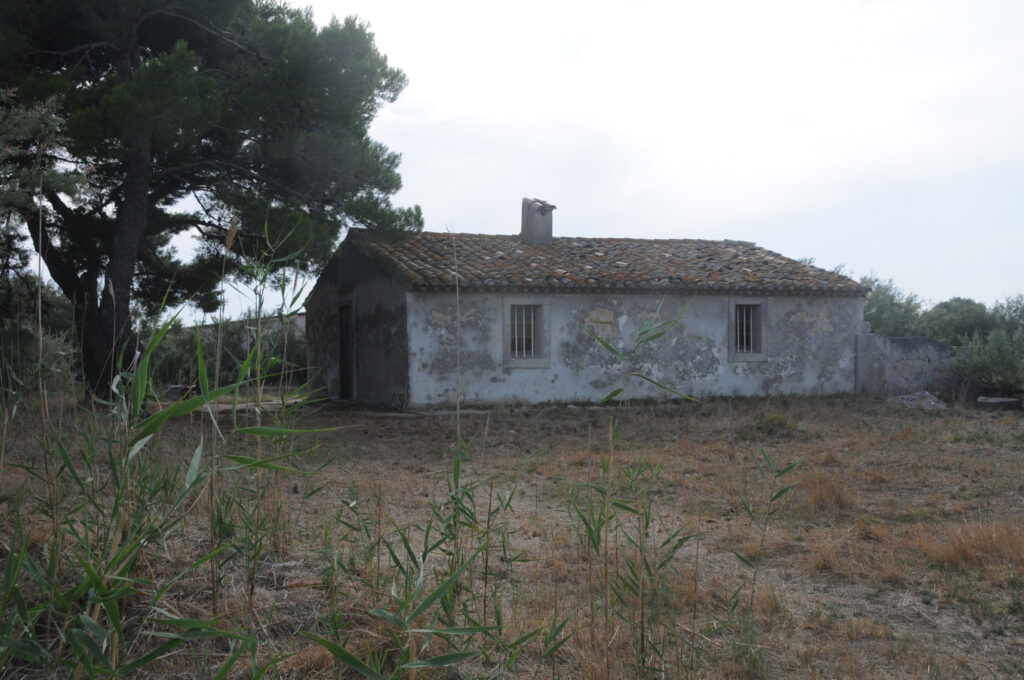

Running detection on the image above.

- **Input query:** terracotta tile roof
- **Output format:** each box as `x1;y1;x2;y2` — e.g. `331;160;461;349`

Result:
349;230;867;296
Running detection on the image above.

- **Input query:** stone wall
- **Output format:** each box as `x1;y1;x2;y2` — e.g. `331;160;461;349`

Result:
855;334;956;395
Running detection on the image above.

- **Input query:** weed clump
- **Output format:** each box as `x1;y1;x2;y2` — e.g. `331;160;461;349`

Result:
796;471;856;518
914;522;1024;571
740;411;802;441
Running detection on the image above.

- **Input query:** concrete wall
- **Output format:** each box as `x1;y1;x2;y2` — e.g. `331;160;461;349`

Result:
306;247;409;407
405;291;864;407
856;334;955;395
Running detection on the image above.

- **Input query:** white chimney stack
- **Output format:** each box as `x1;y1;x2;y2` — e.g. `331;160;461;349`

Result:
521;197;556;245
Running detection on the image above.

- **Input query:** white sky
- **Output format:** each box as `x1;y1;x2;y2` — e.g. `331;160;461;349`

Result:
295;0;1023;309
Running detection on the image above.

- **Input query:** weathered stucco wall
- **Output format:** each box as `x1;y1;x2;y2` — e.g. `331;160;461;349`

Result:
855;334;955;395
306;247;409;407
405;292;864;407
351;277;408;407
305;277;341;398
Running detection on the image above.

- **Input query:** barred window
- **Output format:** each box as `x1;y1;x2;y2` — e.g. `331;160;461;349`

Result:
734;304;762;354
504;299;548;367
510;304;539;358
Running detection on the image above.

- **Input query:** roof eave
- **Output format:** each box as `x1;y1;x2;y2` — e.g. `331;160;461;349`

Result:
407;283;869;297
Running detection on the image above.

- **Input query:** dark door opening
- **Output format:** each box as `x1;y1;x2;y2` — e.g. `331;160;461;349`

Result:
338;303;353;400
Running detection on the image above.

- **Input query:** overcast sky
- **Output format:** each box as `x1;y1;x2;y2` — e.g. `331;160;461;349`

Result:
294;0;1023;309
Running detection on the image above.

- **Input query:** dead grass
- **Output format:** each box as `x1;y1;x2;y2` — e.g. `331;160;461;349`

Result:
275;644;335;678
3;395;1023;678
794;470;857;518
911;520;1024;571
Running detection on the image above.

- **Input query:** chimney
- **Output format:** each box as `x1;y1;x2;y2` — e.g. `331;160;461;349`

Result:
521;197;556;245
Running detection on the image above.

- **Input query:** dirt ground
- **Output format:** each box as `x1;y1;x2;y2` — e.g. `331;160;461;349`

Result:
3;394;1023;678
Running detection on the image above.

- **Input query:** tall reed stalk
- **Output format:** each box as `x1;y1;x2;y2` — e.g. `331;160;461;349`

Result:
209;215;237;613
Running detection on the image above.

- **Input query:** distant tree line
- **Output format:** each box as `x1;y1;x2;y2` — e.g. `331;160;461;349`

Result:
0;270;305;401
144;313;307;394
0;271;76;398
862;276;1024;397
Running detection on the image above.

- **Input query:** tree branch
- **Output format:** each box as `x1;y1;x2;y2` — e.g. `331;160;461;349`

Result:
42;187;74;221
155;157;314;200
143;7;259;58
26;207;81;303
31;41;119;58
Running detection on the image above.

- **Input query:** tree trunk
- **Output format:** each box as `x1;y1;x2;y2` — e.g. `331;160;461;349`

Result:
75;287;112;396
35;131;153;396
85;127;152;395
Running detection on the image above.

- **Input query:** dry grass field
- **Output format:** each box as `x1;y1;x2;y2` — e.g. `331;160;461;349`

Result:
2;395;1022;678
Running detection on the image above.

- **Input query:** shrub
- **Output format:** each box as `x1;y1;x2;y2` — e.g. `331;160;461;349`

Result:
739;411;801;441
860;275;922;337
0;324;77;403
993;294;1024;334
919;297;997;344
954;327;1024;397
946;295;1024;398
146;313;307;391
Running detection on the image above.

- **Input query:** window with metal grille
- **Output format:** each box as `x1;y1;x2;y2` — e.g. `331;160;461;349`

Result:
510;304;539;358
734;304;762;354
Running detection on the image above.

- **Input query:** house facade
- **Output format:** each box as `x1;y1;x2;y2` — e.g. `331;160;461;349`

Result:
306;199;869;408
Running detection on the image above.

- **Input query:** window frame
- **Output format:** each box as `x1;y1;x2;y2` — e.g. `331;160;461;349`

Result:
728;298;767;362
503;297;550;368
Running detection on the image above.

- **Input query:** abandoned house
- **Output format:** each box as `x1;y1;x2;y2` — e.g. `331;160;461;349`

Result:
305;198;879;408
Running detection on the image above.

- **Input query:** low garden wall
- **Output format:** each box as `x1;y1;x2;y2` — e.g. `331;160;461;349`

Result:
856;334;956;395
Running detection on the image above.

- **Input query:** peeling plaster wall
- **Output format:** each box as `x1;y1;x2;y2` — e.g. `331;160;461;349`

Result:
405;292;864;407
306;247;409;407
405;292;499;405
855;334;955;395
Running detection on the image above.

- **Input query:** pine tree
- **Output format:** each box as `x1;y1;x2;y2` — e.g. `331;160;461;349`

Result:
0;1;422;393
